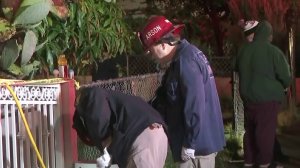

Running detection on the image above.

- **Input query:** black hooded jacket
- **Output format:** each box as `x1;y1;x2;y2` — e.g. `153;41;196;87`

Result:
73;87;166;167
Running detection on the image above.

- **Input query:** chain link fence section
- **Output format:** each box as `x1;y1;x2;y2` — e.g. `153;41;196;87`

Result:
127;55;232;77
208;56;232;77
77;73;163;161
127;55;157;76
126;56;232;77
86;73;163;101
233;72;245;135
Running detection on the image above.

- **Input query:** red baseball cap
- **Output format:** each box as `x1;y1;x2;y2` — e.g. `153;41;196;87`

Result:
138;16;184;51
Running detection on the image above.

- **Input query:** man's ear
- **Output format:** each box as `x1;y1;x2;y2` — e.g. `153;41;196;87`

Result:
161;43;166;49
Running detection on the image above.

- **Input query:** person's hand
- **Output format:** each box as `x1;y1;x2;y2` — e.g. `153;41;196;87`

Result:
181;147;195;161
96;147;111;168
101;136;112;149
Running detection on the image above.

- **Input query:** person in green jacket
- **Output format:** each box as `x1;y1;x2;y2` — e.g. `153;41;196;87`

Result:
236;20;291;168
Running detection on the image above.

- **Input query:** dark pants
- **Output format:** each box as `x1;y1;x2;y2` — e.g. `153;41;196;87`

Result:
243;101;280;165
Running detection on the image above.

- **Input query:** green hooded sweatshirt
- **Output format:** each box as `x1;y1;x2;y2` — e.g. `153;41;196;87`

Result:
236;20;291;103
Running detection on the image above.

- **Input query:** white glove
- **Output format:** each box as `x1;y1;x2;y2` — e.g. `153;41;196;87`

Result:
96;147;111;168
181;147;195;161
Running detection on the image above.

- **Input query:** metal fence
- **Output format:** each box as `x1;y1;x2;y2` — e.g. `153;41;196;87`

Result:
0;84;64;168
126;55;232;77
232;72;245;135
127;56;157;76
208;56;232;77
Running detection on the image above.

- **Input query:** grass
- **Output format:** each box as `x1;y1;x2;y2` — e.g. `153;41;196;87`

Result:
163;122;245;168
164;148;244;168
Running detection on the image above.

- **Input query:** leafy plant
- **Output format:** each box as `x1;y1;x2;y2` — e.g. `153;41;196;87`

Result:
0;0;53;79
35;0;133;76
224;123;244;160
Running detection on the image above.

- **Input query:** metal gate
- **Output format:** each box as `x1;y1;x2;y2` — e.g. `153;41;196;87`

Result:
0;84;63;168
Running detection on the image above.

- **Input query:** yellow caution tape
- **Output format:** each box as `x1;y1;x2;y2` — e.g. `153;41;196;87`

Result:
0;78;80;90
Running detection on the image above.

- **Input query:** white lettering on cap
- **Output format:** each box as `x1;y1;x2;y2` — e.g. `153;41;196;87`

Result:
146;25;162;40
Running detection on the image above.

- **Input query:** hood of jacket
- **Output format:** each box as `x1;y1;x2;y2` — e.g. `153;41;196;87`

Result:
253;20;273;42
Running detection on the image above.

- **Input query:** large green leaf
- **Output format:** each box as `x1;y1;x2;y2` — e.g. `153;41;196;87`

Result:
13;0;51;26
21;30;37;65
46;48;54;71
20;0;45;7
0;39;20;70
22;21;42;29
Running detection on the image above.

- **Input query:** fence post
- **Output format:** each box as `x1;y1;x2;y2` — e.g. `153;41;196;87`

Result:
61;80;78;168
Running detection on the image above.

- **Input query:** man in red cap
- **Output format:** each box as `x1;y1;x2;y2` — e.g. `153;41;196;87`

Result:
138;16;225;168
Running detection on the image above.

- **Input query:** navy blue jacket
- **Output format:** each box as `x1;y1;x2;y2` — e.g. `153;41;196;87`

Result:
152;39;225;161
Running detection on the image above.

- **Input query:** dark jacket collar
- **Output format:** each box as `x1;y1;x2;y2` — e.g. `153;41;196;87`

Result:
172;39;189;62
